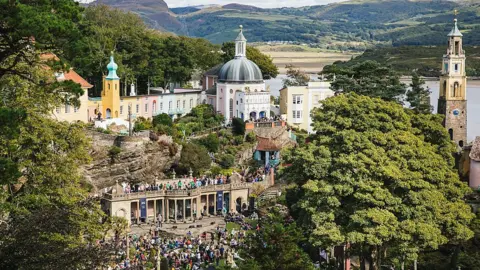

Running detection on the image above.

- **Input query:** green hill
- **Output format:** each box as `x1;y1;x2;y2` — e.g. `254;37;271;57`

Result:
94;0;480;50
324;46;480;77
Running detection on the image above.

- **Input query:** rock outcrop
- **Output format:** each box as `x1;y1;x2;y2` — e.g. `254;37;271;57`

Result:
83;130;181;192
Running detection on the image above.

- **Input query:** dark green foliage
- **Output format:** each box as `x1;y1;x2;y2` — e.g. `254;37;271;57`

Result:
238;207;315;270
217;153;235;169
282;93;474;269
177;143;211;175
407;73;432;114
232;117;246;136
221;42;279;79
133;117;152;132
196;133;220;153
246;132;257;143
322;60;407;103
153;113;173;127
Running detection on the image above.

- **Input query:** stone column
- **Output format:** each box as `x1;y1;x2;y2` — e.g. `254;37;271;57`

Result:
166;199;169;222
214;193;217;215
183;199;186;221
265;151;270;167
136;201;140;224
206;195;209;216
174;199;177;222
153;200;157;223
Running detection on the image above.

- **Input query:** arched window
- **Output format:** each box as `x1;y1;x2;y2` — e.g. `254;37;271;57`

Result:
459;140;464;147
443;81;447;97
453;82;459;97
448;128;454;141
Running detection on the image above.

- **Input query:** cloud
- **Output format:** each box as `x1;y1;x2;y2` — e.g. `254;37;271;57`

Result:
165;0;346;8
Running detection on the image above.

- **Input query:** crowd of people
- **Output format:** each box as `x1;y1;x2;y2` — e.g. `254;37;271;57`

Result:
109;215;251;269
121;175;232;194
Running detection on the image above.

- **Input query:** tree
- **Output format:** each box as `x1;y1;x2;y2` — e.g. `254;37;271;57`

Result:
321;60;407;103
0;0;83;81
238;207;315;270
217;153;235;169
197;133;220;153
407;72;432;113
283;64;310;87
282;93;474;270
153;113;173;128
177;143;211;175
182;37;222;73
232;117;246;136
221;42;279;79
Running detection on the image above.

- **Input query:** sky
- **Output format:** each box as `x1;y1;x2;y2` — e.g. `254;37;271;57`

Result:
165;0;347;9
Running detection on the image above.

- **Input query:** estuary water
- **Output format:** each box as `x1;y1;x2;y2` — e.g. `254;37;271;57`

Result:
266;76;480;142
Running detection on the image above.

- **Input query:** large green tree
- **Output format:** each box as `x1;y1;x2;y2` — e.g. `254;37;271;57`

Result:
221;42;279;79
282;93;474;270
321;60;407;103
407;72;432;114
283;64;310;87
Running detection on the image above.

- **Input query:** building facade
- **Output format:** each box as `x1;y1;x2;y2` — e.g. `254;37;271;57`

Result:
280;81;334;133
216;26;270;123
438;18;467;147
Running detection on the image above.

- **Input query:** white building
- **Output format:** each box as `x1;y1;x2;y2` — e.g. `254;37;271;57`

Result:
216;26;270;123
280;81;334;133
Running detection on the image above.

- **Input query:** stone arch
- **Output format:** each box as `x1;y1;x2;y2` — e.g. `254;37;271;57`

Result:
106;108;111;119
116;208;127;218
235;197;244;213
459;140;464;147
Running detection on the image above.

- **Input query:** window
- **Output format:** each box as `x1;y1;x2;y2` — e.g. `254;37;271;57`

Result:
153;102;156;113
293;95;303;104
56;107;60;114
65;104;70;113
190;99;193;108
292;110;302;119
145;103;148;112
455;41;460;55
444;63;448;72
177;100;180;108
120;106;123;115
455;64;459;72
229;98;233;116
183;100;186;108
136;104;139;113
160;102;163;111
236;100;238;105
240;98;243;103
169;101;172;110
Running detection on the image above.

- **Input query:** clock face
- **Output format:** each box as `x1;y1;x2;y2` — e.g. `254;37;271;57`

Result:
453;109;460;116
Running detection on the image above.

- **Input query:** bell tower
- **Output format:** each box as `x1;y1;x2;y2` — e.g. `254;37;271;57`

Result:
101;52;120;119
438;11;467;147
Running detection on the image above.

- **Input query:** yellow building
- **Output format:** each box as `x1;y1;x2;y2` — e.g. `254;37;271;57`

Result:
280;81;334;133
101;54;121;119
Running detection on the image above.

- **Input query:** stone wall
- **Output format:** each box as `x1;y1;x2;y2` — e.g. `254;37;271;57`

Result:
84;130;181;192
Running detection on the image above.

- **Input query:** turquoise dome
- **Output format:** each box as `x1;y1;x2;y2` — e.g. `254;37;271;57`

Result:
106;54;119;80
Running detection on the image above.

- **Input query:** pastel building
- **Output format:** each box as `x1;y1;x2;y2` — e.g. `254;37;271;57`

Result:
280;81;334;133
214;26;271;123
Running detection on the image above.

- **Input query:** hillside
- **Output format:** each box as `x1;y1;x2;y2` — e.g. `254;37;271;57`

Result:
88;0;184;33
94;0;480;49
323;46;480;77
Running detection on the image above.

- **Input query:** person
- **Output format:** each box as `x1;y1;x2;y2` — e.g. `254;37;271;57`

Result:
157;213;162;228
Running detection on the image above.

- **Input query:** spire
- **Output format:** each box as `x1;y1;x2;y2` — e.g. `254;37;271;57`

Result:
106;51;119;80
448;10;463;37
235;25;247;58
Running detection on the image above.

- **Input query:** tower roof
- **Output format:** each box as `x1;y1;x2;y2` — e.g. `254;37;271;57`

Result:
106;52;119;80
448;19;463;37
235;25;246;42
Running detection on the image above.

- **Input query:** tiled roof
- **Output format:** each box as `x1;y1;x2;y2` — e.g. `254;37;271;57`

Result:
470;137;480;161
256;136;282;151
63;69;93;88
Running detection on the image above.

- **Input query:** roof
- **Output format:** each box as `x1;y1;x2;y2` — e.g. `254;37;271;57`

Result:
204;64;223;77
218;58;263;83
470;137;480;161
235;27;247;42
63;69;93;88
448;20;463;37
256;136;282;151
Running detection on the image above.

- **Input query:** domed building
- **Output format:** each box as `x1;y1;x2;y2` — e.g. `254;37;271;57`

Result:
216;26;271;123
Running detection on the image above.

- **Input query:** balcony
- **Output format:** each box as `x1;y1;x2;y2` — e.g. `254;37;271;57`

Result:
168;108;185;115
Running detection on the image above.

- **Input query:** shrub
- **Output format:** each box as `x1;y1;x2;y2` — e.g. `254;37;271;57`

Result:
197;133;220;153
177;143;211;175
152;113;173;127
233;135;244;146
218;153;235;169
133;117;152;132
246;132;257;143
108;146;122;163
232;117;245;136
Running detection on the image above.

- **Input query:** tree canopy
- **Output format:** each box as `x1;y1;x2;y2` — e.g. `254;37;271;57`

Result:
321;60;407;103
407;72;432;114
282;93;474;269
283;64;310;87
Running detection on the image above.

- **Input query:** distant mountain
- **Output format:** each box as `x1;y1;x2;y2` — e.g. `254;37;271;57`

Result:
92;0;480;49
88;0;184;33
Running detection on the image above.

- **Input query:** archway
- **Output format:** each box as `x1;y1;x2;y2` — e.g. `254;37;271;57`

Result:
259;111;266;119
453;82;459;97
106;108;111;119
236;197;243;213
459;140;464;147
153;101;157;113
116;208;127;218
249;111;257;120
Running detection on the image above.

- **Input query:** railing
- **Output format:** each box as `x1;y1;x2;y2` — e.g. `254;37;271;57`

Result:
105;182;261;201
246;121;286;130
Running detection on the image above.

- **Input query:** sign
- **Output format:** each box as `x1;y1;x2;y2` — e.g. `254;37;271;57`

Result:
217;191;223;211
140;198;147;219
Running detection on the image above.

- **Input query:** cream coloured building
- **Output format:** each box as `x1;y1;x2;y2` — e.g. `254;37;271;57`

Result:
279;81;334;133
